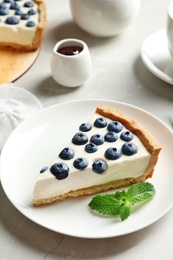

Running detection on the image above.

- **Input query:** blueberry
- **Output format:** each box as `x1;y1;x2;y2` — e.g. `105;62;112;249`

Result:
28;8;37;15
21;13;30;20
26;21;36;27
120;131;133;142
79;122;92;132
59;147;75;160
72;132;88;145
0;3;6;8
121;142;138;156
10;3;20;10
73;157;88;170
24;1;34;7
94;117;107;128
105;147;121;160
4;0;14;3
50;162;69;180
15;9;23;15
92;160;107;174
104;131;118;142
0;7;8;15
5;16;19;25
40;166;48;173
85;143;98;153
90;134;104;145
107;121;123;133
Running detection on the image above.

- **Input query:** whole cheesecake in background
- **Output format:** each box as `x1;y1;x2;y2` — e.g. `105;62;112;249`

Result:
33;104;162;206
0;0;46;51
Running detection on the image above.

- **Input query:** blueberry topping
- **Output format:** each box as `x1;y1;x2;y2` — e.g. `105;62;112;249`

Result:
85;143;98;153
120;131;133;142
4;0;14;3
10;3;20;10
105;147;121;160
92;159;107;174
50;162;69;180
104;131;118;142
28;8;37;15
72;132;88;145
94;117;107;128
24;1;34;7
21;13;30;20
0;7;8;15
73;157;88;170
15;9;23;15
107;121;123;133
40;166;48;173
26;21;36;27
90;134;104;145
0;3;6;8
79;122;92;132
122;142;138;156
5;16;19;25
59;147;75;160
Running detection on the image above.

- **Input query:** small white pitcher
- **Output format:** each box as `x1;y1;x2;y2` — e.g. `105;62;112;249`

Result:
51;38;92;87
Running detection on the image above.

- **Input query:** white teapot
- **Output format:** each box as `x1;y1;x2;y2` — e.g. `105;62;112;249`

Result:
70;0;141;37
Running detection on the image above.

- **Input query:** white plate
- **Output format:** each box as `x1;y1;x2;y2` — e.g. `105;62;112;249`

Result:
0;83;42;152
1;99;173;239
141;29;173;85
0;83;42;114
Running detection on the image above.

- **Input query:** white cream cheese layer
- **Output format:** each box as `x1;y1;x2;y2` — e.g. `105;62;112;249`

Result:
34;113;151;200
0;0;39;45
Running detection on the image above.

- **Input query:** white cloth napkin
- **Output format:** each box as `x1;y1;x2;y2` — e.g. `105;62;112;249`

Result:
0;83;42;152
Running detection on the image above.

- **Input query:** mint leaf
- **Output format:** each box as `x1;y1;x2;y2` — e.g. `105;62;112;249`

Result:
88;182;156;221
127;182;156;205
114;190;127;201
120;201;132;221
88;194;121;216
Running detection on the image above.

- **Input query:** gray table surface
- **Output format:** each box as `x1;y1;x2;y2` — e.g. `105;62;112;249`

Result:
1;0;173;259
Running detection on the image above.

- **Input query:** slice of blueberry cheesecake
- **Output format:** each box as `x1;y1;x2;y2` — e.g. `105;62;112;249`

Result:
0;0;46;51
33;104;162;206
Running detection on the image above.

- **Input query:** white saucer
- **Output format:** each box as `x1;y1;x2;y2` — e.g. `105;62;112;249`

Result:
0;83;42;152
141;29;173;85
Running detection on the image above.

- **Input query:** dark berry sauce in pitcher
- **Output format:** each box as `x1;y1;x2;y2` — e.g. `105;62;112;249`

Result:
57;46;83;56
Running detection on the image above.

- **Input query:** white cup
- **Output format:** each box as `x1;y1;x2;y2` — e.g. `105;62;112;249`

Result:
50;38;92;87
70;0;141;37
167;1;173;58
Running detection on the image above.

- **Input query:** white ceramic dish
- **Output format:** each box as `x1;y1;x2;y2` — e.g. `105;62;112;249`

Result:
70;0;141;37
141;29;173;85
1;99;173;239
0;83;42;152
0;83;42;113
167;1;173;58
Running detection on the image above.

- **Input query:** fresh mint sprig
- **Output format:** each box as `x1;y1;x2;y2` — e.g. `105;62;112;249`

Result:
88;182;156;221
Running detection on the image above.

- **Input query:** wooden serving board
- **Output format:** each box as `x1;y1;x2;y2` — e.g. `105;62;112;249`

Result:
0;48;39;84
